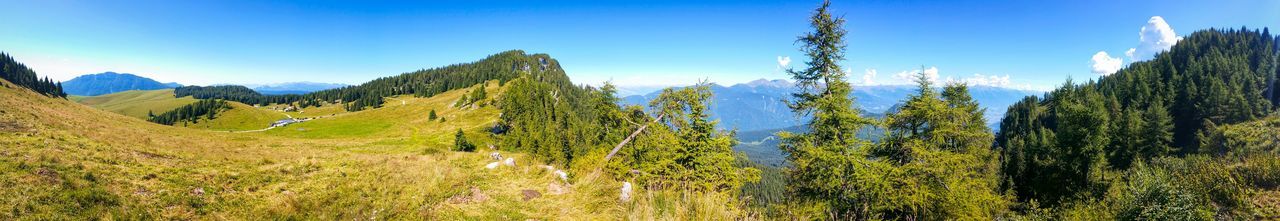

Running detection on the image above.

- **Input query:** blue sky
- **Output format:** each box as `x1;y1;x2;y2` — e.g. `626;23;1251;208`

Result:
0;0;1276;94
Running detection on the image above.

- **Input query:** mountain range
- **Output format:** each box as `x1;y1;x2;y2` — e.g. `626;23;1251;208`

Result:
622;79;1039;166
246;82;349;95
61;72;182;96
63;71;348;96
622;79;1040;132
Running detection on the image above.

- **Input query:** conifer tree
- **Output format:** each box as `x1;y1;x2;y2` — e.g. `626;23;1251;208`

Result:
454;129;475;152
777;1;879;218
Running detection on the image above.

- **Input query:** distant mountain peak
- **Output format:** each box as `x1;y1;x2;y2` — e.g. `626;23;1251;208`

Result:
62;72;181;96
249;82;349;95
742;78;792;88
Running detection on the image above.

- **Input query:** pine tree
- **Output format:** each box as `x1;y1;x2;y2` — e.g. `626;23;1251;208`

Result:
647;83;759;193
1141;100;1174;158
777;1;880;218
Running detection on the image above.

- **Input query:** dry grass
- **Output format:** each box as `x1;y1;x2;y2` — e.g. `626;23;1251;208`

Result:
0;80;747;220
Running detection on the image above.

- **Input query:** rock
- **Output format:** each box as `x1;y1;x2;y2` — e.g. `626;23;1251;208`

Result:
502;157;516;167
192;187;205;196
548;182;567;195
553;170;569;183
485;162;500;169
620;182;633;202
521;189;542;201
489;152;503;161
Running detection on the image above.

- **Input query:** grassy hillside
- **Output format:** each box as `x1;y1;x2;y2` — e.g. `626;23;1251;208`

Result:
262;81;505;150
0;79;682;220
71;89;198;119
183;102;289;131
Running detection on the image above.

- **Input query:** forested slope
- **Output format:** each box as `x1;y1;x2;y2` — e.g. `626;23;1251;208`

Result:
995;27;1280;219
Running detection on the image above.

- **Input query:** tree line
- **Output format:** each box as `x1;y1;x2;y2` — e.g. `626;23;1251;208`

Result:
0;52;65;98
173;50;535;111
990;27;1280;219
147;99;231;126
743;1;1280;220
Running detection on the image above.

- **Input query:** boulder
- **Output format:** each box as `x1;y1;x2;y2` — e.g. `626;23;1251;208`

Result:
553;170;569;183
620;182;633;202
489;152;503;161
484;162;500;169
502;157;516;167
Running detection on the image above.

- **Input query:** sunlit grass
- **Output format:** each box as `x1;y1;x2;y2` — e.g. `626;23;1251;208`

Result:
71;89;198;119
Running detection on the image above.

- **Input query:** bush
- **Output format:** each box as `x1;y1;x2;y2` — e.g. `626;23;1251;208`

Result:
1235;153;1280;189
1113;161;1213;221
454;129;475;152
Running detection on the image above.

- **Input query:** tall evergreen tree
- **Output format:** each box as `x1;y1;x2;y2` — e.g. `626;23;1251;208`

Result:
0;52;67;98
777;1;879;218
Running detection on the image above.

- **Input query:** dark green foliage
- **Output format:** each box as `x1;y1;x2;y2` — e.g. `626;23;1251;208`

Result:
618;84;759;192
174;85;282;106
777;1;880;218
0;52;65;98
175;50;542;111
997;28;1279;207
497;72;629;167
740;161;785;208
454;129;476;152
853;75;1009;220
148;99;231;125
428;109;438;121
998;80;1113;207
453;85;487;108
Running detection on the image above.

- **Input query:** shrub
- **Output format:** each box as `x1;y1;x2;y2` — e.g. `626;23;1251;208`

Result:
454;129;475;152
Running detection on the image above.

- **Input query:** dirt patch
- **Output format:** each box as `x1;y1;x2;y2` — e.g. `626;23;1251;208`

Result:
0;120;31;133
447;187;490;204
34;167;60;183
134;150;175;160
521;189;541;201
1254;190;1280;220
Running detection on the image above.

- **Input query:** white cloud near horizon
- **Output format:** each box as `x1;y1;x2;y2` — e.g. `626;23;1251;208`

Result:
1090;51;1124;75
861;68;877;85
892;66;940;85
946;73;1012;88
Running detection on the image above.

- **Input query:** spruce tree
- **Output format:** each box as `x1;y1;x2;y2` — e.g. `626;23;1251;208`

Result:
777;1;879;218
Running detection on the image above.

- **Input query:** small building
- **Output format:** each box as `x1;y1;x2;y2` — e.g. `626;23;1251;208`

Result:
271;118;300;127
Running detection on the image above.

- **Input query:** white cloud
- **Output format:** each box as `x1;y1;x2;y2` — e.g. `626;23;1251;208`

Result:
948;73;1012;87
1090;51;1124;75
891;66;941;85
868;66;1046;91
1126;16;1181;61
776;56;792;69
1086;16;1180;76
922;67;939;83
861;68;877;85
